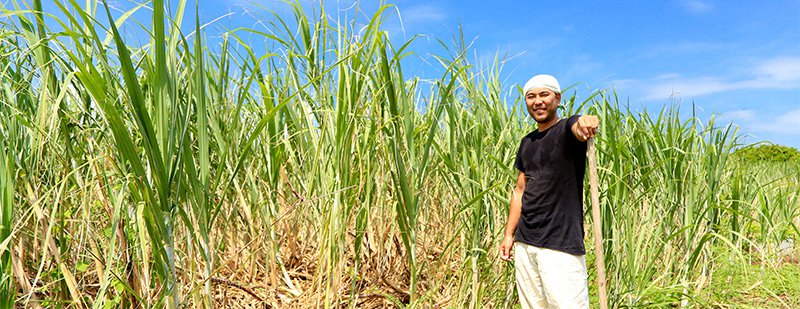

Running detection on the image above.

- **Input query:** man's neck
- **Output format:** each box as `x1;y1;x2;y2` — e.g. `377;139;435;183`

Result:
537;116;560;132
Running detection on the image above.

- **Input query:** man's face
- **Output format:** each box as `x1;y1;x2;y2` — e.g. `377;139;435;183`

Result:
525;88;560;123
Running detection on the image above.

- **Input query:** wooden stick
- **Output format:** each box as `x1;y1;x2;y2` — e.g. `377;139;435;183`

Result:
588;138;609;309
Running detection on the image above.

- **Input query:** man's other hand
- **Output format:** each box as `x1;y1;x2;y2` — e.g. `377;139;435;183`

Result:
499;235;515;261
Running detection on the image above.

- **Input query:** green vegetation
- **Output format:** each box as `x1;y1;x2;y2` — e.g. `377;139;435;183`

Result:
733;144;800;163
0;1;797;307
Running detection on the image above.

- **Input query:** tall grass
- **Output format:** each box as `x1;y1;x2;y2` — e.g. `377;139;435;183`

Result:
0;0;797;307
0;134;14;307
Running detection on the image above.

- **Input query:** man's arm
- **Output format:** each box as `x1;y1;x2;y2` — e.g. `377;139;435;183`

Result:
500;171;526;261
571;115;600;142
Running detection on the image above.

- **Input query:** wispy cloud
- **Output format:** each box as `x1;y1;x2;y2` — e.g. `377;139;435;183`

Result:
755;109;800;135
642;77;730;100
755;56;800;82
676;0;713;13
717;109;755;123
382;4;447;41
400;5;446;24
613;56;800;101
644;41;725;57
719;108;800;136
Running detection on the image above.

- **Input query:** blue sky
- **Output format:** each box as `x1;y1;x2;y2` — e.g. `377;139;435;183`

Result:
216;0;800;147
33;0;800;148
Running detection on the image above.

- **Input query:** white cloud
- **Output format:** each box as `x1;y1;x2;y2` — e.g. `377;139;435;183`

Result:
718;109;755;123
654;73;682;80
755;109;800;134
646;42;725;56
399;4;446;24
754;57;800;82
567;55;603;76
718;108;800;136
615;56;800;101
381;4;447;42
677;0;713;13
642;77;731;100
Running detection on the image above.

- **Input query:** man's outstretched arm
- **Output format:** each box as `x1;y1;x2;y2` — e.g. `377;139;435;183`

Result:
500;171;526;261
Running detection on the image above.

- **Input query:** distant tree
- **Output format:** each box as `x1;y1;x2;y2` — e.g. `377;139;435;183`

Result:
733;144;800;162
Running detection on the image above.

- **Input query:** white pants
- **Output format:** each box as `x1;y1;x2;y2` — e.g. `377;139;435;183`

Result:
514;242;589;309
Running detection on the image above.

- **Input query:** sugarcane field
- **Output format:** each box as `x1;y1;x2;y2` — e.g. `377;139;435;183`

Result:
0;0;798;308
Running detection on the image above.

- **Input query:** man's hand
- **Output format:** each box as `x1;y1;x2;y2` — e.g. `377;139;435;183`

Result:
499;235;515;261
573;115;599;142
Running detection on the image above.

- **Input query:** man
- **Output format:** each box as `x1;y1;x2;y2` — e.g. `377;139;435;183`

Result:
499;74;599;309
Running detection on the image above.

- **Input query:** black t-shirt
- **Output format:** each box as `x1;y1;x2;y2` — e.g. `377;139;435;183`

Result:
514;115;587;255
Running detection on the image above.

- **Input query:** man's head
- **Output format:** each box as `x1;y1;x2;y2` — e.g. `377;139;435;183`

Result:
523;74;561;124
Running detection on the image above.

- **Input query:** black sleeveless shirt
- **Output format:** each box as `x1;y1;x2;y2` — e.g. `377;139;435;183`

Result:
514;115;587;255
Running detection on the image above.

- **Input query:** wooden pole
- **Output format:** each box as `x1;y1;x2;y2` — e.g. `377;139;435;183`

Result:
588;138;609;309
